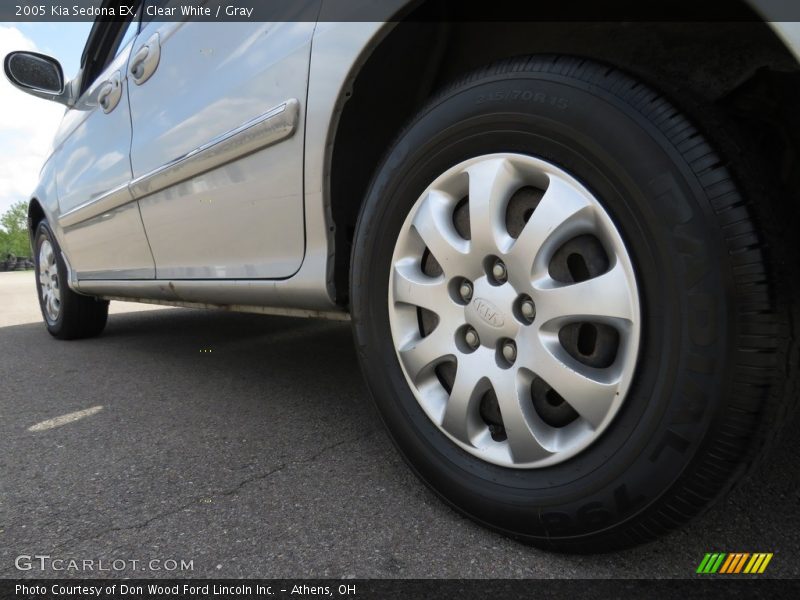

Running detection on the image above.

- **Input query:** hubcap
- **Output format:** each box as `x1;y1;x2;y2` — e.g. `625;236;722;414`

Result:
388;153;641;468
38;239;61;323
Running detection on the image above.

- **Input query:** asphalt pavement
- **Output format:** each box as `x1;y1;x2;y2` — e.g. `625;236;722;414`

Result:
0;270;798;579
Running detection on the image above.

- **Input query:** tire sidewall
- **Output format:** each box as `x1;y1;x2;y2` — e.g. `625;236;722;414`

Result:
352;69;731;541
34;221;66;333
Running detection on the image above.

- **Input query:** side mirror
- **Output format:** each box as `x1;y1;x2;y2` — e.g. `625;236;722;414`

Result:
4;51;73;106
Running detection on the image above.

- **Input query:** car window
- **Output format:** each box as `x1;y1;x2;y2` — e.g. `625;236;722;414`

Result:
113;18;140;61
79;3;141;95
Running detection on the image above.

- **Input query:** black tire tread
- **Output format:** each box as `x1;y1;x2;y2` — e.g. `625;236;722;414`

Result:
35;221;108;341
350;55;798;550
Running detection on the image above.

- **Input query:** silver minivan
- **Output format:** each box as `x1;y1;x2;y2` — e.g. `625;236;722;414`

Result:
5;0;800;551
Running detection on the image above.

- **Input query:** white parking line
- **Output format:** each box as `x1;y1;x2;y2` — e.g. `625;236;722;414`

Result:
27;406;104;432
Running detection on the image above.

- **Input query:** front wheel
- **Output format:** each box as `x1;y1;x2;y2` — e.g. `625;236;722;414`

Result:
350;56;794;551
34;221;109;340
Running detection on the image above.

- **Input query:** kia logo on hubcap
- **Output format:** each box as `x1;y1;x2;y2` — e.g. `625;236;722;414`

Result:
472;298;504;328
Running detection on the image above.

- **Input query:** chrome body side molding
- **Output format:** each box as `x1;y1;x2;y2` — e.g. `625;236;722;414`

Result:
59;99;300;228
59;184;132;229
129;99;299;199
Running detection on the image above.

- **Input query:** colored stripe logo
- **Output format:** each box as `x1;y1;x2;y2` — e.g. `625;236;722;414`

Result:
696;553;773;574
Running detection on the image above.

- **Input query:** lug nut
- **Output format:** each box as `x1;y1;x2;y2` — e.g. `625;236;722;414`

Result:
501;340;517;364
464;327;480;350
520;298;536;321
492;260;507;283
459;280;473;303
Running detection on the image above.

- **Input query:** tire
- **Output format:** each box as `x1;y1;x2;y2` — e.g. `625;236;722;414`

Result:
34;220;109;340
350;56;796;551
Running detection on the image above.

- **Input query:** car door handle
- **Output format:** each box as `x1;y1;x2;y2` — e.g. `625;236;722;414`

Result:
97;71;122;113
129;33;160;85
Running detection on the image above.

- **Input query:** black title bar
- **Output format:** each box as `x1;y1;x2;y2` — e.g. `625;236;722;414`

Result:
3;0;800;22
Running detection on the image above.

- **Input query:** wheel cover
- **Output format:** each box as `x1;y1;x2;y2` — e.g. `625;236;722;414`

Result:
38;239;61;323
388;154;641;468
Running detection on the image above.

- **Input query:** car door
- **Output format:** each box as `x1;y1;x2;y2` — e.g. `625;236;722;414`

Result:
55;15;156;280
127;5;320;280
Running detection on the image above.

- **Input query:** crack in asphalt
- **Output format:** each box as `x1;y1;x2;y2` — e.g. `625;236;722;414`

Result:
40;430;378;558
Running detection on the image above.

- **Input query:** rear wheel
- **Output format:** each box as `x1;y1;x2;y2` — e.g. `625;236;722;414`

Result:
34;221;108;340
350;56;795;551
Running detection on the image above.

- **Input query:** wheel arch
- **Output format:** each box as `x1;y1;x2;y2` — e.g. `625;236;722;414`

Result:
27;198;45;252
325;0;800;307
26;155;75;288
